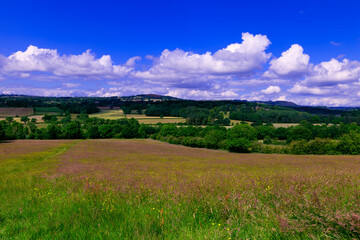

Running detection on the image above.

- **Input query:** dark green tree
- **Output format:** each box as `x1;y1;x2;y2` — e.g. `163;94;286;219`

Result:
337;131;360;154
288;126;313;142
204;129;226;149
227;124;257;141
226;138;251;153
46;124;61;139
87;126;100;139
62;121;83;139
21;116;29;124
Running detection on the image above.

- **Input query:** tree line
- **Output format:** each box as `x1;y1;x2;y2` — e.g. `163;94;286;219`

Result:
1;114;360;155
2;95;360;124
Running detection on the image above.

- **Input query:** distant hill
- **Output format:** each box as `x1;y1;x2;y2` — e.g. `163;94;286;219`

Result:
258;100;349;115
119;94;181;102
259;101;299;108
1;94;359;116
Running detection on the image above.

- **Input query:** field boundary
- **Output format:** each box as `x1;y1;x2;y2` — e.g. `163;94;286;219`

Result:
43;140;83;162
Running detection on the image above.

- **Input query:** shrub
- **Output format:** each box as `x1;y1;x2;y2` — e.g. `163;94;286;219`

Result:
183;137;206;148
307;138;339;155
289;126;313;142
62;121;83;139
204;130;226;149
159;124;178;137
290;140;309;154
337;131;360;154
226;138;251;153
250;141;262;152
227;124;257;141
263;136;272;144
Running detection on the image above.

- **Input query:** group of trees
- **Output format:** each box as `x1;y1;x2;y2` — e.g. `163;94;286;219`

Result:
0;114;150;140
143;102;360;126
1;113;360;155
229;107;348;124
1;107;184;141
153;121;360;155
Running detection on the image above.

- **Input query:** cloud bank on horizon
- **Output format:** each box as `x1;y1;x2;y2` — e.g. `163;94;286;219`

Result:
0;32;360;107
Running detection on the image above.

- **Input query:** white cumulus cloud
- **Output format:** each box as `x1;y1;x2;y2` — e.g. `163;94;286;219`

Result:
263;44;310;79
260;85;281;94
2;45;132;79
125;56;141;67
63;83;80;88
166;89;239;100
1;33;360;107
288;84;332;95
304;58;360;86
134;32;271;86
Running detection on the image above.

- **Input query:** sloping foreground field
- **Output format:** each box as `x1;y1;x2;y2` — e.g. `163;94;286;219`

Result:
0;140;359;239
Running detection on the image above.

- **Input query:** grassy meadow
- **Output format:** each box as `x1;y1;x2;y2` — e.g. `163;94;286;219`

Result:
0;139;359;239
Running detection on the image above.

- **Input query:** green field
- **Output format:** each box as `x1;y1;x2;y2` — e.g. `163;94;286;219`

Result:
34;107;63;115
0;139;359;239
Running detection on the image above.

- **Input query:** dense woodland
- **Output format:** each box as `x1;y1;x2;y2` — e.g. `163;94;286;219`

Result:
1;95;360;155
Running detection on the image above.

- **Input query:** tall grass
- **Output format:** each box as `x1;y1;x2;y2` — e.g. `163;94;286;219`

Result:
0;139;359;239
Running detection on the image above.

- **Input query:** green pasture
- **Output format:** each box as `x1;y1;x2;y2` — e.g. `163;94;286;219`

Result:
0;139;359;239
34;107;63;115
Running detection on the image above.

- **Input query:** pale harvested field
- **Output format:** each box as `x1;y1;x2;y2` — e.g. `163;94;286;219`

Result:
0;116;21;122
89;109;126;119
0;115;44;123
273;123;299;128
28;115;45;123
126;114;186;124
98;106;121;110
130;117;186;124
89;109;186;124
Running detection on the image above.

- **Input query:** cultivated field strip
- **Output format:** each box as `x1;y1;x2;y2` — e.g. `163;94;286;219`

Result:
0;107;34;117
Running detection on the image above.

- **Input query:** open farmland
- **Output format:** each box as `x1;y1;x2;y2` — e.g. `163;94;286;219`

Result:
273;123;300;128
89;109;126;119
126;114;186;124
0;107;34;117
89;109;186;124
0;139;359;239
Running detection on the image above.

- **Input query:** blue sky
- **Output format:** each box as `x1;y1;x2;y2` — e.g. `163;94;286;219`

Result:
1;0;360;106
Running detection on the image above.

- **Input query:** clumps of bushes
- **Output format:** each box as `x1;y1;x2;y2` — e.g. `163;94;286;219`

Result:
290;138;340;155
181;137;206;148
337;131;360;154
225;138;251;153
153;123;360;155
289;132;360;155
